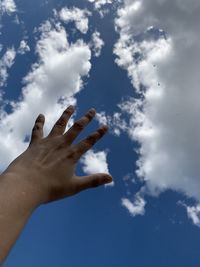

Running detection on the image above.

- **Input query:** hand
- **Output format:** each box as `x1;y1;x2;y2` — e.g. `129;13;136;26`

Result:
2;106;113;205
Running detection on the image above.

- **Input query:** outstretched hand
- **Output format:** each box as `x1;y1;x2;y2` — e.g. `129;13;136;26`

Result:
3;105;113;205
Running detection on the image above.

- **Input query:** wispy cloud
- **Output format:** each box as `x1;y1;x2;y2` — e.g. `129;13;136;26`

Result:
87;0;113;10
179;201;200;227
87;0;120;17
90;31;104;57
0;47;16;87
18;40;30;55
0;0;16;15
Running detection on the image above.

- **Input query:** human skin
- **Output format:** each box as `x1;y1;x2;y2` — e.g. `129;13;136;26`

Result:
0;105;113;265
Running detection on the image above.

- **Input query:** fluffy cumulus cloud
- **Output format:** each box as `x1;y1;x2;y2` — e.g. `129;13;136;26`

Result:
81;150;114;187
114;0;200;217
0;47;16;87
0;0;16;15
121;192;146;216
0;17;93;172
87;0;113;10
88;0;120;17
57;7;91;34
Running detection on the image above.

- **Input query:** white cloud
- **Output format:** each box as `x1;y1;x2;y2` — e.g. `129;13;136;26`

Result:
96;111;108;125
57;7;91;34
0;47;16;87
114;0;200;216
179;202;200;227
0;0;16;14
18;40;30;55
186;205;200;227
121;192;146;216
96;111;128;136
90;31;104;57
0;18;92;172
88;0;113;10
81;150;114;187
88;0;120;17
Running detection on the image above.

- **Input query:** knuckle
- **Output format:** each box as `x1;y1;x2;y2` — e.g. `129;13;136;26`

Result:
32;124;40;131
55;139;66;150
80;141;90;151
56;117;66;127
74;121;85;131
66;148;77;161
63;108;72;116
86;135;97;145
36;114;44;123
85;111;95;120
98;128;106;136
66;105;74;112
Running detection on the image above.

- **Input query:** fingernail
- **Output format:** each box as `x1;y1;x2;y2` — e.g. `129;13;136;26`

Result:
104;175;113;183
38;114;44;120
68;105;75;111
89;108;96;116
101;125;109;131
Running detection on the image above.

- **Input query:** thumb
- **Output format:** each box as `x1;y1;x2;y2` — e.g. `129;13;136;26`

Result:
75;173;113;192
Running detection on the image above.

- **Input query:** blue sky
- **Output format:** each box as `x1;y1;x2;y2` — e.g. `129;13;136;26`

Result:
2;0;200;266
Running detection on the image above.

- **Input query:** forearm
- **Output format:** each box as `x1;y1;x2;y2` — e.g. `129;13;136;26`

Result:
0;173;40;265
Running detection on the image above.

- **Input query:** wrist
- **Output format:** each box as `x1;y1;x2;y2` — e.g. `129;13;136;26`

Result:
0;172;42;265
0;172;43;213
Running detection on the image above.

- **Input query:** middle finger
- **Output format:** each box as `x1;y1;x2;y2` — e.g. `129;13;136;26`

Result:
63;108;96;144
